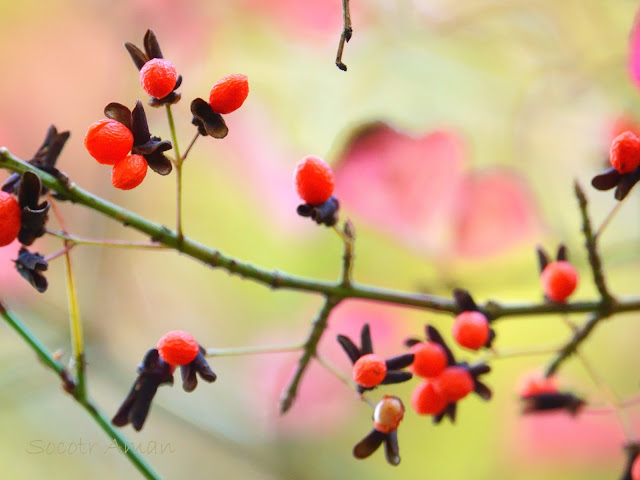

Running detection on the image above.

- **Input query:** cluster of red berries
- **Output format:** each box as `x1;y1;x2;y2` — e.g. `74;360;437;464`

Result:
84;119;148;190
112;330;216;431
293;155;340;226
339;322;491;465
408;325;491;421
0;190;21;247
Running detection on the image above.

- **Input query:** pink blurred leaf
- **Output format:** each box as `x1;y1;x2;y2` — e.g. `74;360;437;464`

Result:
334;122;542;258
334;122;466;253
629;12;640;89
453;171;542;258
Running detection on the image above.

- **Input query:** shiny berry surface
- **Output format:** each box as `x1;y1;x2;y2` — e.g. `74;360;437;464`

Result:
157;330;200;366
111;154;148;190
294;155;335;205
0;191;21;247
541;261;579;303
409;342;448;378
353;353;387;388
84;119;133;165
208;74;249;114
140;58;178;99
610;131;640;174
452;311;490;350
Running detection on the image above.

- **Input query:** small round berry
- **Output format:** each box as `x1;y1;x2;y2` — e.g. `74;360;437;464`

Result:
433;366;474;402
294;155;335;205
157;330;200;366
411;380;448;415
139;58;178;99
208;74;249;114
111;154;148;190
541;261;579;303
452;311;490;350
409;342;448;378
519;375;558;397
610;131;640;174
373;395;404;434
84;119;133;165
0;191;21;247
352;353;387;388
632;455;640;480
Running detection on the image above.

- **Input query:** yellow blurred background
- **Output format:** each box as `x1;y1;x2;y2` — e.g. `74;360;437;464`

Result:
1;0;640;479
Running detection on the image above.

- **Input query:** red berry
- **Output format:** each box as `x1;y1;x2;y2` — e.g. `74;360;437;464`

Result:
452;311;490;350
373;395;404;434
139;58;178;99
84;119;133;165
0;191;21;247
352;353;387;388
541;261;579;303
632;455;640;480
433;366;474;402
208;74;249;114
409;342;448;378
519;375;558;397
411;380;448;415
294;155;335;205
111;154;148;190
610;131;640;174
157;330;200;366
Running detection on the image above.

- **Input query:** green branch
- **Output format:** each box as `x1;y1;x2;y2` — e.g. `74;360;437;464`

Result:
279;296;341;413
2;149;640;320
0;301;163;480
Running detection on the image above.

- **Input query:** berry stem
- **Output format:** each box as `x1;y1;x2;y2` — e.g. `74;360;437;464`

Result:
574;349;636;441
479;343;563;362
165;104;184;243
315;354;377;408
335;0;352;71
49;198;87;399
279;296;341;414
181;132;200;162
64;247;86;399
205;342;304;357
0;300;164;480
3;151;640;319
47;230;167;249
595;200;624;240
45;243;76;262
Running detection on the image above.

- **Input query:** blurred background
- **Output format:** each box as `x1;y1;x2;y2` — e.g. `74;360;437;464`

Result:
1;0;640;478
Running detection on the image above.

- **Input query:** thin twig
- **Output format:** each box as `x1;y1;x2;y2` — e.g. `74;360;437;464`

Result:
595;201;624;240
47;230;167;249
45;244;76;262
0;301;163;480
205;342;304;357
165;104;184;243
181;132;200;162
335;0;353;71
279;296;341;413
3;151;640;319
574;350;636;441
544;312;608;377
315;354;376;408
64;249;86;399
